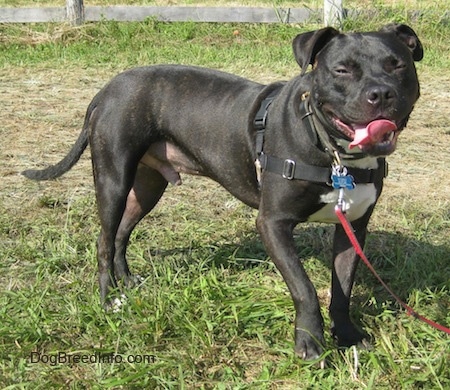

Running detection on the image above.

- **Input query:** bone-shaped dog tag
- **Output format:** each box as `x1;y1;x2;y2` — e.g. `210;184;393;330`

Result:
331;165;355;190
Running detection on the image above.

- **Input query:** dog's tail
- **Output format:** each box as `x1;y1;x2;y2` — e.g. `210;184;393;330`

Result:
22;110;91;181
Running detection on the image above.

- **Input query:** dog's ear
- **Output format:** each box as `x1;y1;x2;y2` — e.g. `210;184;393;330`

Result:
379;23;423;61
292;27;340;74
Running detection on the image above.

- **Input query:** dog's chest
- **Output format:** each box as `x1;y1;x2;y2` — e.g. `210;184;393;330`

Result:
307;184;377;223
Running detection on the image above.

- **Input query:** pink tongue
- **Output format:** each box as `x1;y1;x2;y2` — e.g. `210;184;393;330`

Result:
349;119;397;149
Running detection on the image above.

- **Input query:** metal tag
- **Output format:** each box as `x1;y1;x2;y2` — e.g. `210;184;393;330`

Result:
331;165;355;190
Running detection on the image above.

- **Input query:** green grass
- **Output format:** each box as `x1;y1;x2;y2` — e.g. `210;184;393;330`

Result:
1;3;449;389
1;7;449;70
0;21;299;71
1;189;449;388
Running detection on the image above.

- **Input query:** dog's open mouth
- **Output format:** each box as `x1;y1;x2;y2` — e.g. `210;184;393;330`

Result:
332;118;399;155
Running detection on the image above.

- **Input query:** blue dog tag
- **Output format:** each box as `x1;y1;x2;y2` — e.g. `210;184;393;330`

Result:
331;174;355;190
331;166;355;190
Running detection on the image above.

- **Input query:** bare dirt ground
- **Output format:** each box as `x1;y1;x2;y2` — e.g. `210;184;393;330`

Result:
1;65;449;230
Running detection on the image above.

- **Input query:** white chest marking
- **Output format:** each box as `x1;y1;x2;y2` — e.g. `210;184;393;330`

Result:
307;184;377;223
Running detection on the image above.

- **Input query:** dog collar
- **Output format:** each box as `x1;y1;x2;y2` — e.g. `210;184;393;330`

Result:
253;91;387;186
300;93;367;160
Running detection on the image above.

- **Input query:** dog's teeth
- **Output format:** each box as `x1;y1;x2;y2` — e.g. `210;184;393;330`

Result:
379;132;395;145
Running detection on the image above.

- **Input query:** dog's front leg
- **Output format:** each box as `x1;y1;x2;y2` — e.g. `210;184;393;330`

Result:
330;213;372;348
257;213;325;360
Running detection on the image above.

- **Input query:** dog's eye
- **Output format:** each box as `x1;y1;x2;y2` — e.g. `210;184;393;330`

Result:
395;62;406;71
385;57;406;72
334;67;351;75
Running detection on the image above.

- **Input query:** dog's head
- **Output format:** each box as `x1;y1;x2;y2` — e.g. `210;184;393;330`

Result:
292;24;423;156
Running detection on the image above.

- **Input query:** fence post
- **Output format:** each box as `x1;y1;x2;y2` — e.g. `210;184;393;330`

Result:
66;0;84;25
324;0;343;27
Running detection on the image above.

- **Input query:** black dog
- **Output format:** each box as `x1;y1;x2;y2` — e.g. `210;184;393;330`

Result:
23;24;423;361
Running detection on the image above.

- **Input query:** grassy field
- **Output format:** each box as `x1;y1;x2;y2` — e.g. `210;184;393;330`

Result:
1;2;449;389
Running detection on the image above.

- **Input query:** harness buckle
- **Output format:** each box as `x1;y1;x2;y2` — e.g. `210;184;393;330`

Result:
282;159;296;180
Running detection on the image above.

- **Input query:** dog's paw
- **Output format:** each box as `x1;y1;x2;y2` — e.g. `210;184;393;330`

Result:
131;274;145;286
117;273;145;289
331;322;371;350
104;294;127;313
123;274;145;288
294;327;326;364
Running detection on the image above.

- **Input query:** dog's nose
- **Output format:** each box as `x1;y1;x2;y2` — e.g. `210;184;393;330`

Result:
366;86;395;107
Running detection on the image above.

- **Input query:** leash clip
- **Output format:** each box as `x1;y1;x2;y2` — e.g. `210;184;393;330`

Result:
331;151;355;213
332;164;349;213
336;188;347;213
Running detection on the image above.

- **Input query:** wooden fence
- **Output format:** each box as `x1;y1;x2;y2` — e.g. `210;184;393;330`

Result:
0;1;344;26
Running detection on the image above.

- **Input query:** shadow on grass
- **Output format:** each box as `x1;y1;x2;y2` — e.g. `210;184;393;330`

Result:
145;223;450;322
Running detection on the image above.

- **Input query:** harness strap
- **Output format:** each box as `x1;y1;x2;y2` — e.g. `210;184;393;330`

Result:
254;96;275;132
259;153;387;184
254;90;278;158
253;90;388;185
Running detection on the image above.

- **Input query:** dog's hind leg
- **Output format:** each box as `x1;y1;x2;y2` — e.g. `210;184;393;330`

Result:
91;134;148;307
113;164;168;287
94;171;133;307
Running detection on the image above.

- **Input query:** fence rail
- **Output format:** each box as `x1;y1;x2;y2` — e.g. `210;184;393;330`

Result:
1;5;439;26
0;6;321;24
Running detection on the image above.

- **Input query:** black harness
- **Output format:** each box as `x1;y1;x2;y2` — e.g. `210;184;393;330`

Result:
253;90;388;186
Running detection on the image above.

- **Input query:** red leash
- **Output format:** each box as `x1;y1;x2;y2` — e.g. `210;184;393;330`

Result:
335;205;450;335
